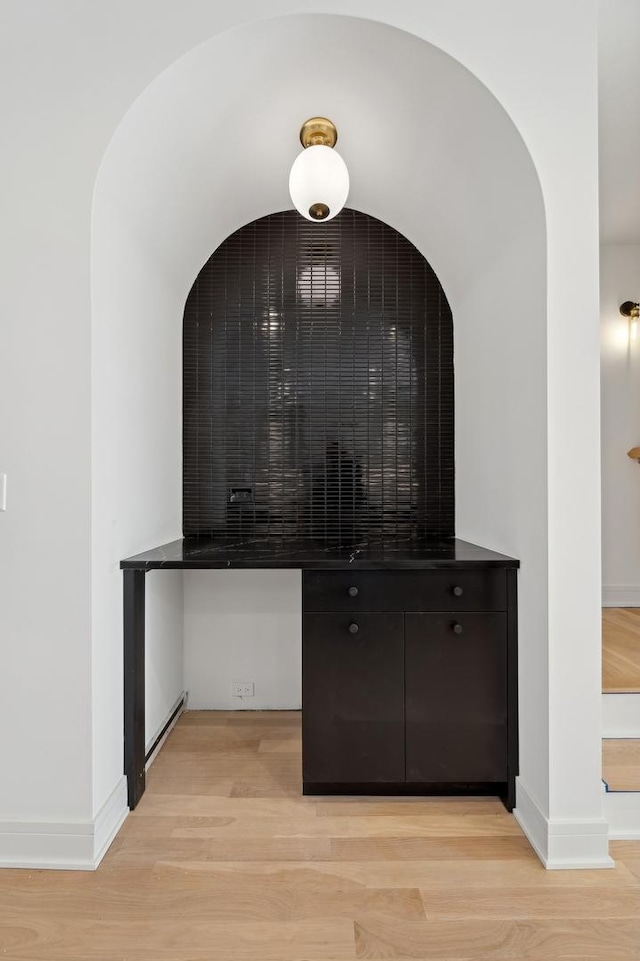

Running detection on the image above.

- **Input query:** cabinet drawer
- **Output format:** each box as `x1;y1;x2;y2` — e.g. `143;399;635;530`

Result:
303;569;507;613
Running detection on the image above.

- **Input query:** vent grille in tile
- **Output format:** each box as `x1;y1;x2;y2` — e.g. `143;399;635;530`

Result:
183;208;454;539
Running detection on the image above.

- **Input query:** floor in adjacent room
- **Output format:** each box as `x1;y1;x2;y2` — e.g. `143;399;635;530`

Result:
603;738;640;791
2;711;640;960
603;607;640;693
602;608;640;796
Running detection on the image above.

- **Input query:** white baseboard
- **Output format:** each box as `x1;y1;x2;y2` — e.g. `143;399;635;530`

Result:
604;788;640;839
93;776;128;867
0;776;128;871
602;586;640;607
603;693;640;738
514;778;614;869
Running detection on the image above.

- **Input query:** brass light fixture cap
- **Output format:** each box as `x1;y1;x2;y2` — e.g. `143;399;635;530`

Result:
308;203;330;220
620;301;640;318
300;117;338;149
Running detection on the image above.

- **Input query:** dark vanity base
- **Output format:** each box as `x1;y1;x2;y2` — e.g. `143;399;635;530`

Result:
304;781;513;810
302;565;518;818
121;537;518;812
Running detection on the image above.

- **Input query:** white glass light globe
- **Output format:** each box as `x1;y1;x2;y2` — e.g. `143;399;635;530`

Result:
289;145;349;222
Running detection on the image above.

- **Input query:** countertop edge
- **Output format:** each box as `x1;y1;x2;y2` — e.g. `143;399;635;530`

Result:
120;537;520;571
120;558;520;571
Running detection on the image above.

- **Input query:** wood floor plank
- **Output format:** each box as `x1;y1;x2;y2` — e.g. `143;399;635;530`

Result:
105;835;335;866
259;735;302;753
180;710;301;726
143;775;235;796
133;793;316;818
230;776;303;797
354;917;640;960
160;733;262;754
315;799;510;817
420;884;640;918
330;836;534;861
603;608;640;692
0;919;355;960
147;750;301;781
292;887;426;920
169;814;523;839
0;877;423;925
150;857;639;889
1;710;639;961
611;841;640;884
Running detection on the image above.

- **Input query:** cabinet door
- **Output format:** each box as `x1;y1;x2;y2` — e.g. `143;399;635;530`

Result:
303;613;404;783
405;613;508;782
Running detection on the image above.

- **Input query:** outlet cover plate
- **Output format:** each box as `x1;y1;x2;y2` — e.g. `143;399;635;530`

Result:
232;681;255;698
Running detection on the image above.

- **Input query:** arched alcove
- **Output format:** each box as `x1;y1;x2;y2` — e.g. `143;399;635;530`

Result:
91;12;551;852
183;208;454;540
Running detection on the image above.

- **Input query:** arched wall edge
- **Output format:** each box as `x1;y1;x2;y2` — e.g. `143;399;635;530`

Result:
90;7;607;870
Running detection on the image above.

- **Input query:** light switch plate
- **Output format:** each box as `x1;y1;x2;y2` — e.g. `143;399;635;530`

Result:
0;474;5;511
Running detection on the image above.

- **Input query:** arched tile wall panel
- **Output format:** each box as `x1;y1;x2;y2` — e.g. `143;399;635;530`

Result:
183;208;454;539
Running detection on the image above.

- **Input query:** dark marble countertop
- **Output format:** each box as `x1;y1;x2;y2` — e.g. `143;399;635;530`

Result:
120;536;519;571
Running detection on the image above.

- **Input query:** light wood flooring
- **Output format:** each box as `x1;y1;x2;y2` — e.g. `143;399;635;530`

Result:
1;711;640;959
603;608;640;692
603;738;640;792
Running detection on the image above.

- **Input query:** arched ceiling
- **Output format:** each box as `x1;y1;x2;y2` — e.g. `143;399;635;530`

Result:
94;13;544;310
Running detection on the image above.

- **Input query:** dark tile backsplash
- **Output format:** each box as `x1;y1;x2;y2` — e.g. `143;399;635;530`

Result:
183;208;454;539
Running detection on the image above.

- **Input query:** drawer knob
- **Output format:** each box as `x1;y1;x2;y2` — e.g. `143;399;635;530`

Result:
452;585;464;597
452;622;463;635
348;586;359;597
348;622;360;634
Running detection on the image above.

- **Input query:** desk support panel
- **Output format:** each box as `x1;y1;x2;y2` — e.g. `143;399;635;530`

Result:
124;569;146;810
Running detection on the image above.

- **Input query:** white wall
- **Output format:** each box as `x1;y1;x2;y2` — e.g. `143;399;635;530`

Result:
454;223;549;813
0;0;606;870
184;572;301;709
0;9;95;831
601;244;640;606
91;145;185;807
146;572;184;745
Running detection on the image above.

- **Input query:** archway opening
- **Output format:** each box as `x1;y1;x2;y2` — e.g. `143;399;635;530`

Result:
91;11;547;833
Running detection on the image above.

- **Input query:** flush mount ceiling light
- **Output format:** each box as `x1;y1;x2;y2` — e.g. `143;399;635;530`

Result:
289;117;349;222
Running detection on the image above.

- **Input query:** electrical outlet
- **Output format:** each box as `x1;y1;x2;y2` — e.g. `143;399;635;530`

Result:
0;474;6;511
232;681;254;698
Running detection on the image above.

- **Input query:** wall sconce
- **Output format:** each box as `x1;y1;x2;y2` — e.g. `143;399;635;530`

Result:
289;118;349;222
620;301;640;343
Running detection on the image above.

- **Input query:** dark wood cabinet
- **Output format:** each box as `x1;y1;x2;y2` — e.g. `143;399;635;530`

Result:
302;568;517;809
121;537;518;812
302;613;404;784
405;612;508;783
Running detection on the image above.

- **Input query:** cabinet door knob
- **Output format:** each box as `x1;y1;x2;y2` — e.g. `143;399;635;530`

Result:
348;586;359;597
452;585;464;597
452;622;463;635
348;622;360;634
